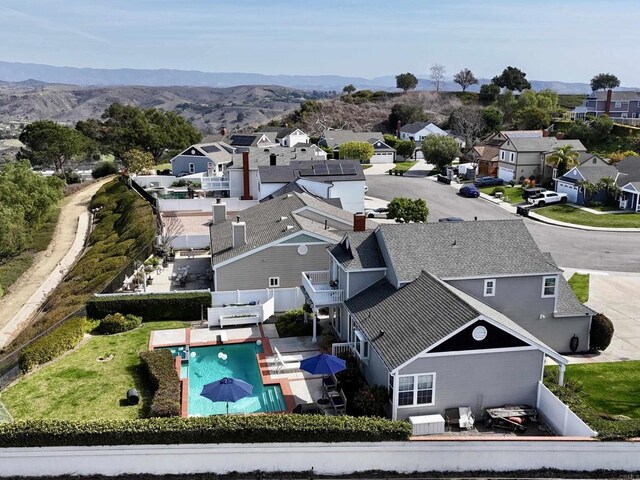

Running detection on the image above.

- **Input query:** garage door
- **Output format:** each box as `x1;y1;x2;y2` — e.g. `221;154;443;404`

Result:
498;167;514;182
370;152;394;164
556;182;578;203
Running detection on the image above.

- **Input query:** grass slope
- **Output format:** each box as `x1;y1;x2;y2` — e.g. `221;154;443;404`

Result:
0;321;186;421
565;361;640;419
478;186;525;204
0;206;61;294
568;273;590;303
536;204;640;228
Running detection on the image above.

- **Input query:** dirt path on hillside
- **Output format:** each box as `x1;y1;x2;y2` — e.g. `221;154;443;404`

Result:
0;178;111;347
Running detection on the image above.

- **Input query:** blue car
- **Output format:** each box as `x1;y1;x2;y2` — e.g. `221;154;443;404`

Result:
474;176;504;187
459;185;480;198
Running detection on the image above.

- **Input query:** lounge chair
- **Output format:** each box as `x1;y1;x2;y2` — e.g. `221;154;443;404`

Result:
272;347;303;373
328;389;347;415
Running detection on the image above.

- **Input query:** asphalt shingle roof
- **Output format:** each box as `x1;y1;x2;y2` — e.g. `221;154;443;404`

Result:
329;231;386;270
210;192;356;265
555;275;596;317
506;138;586;153
587;91;640;102
376;220;561;282
346;271;563;370
257;160;365;184
320;130;384;148
616;156;640;184
558;164;619;184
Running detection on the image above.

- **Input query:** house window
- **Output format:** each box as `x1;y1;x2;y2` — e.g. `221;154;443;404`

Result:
354;330;369;360
500;150;505;160
188;163;195;173
509;152;515;163
483;279;496;297
541;275;557;298
615;101;622;109
268;277;280;288
398;374;435;407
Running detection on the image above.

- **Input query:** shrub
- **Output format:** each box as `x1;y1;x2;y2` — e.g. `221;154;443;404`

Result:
86;292;212;322
0;415;411;447
275;309;317;337
491;186;506;195
19;317;88;372
92;161;120;179
590;313;614;352
139;350;181;417
352;385;389;417
96;313;142;334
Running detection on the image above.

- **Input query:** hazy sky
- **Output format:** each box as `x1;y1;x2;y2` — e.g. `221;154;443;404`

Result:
0;0;637;83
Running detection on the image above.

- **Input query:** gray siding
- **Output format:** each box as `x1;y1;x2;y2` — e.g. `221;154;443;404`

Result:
216;243;330;291
348;270;386;298
447;276;590;353
363;347;390;388
172;155;211;176
395;349;544;420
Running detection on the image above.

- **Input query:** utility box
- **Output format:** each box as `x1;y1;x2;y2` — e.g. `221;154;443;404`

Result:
409;414;445;435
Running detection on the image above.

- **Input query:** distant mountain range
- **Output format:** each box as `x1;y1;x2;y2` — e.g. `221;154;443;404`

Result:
1;60;638;94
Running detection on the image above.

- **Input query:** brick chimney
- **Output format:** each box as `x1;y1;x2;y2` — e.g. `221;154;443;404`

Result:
353;212;366;232
605;89;613;115
241;151;253;200
232;216;247;248
212;198;227;225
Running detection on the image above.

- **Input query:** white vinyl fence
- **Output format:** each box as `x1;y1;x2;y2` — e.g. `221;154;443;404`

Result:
158;198;258;213
536;382;597;437
211;287;304;313
169;234;210;250
2;440;640;476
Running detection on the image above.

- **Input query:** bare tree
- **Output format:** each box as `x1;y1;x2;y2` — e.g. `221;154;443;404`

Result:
157;214;184;252
449;106;485;149
453;68;479;92
430;64;446;92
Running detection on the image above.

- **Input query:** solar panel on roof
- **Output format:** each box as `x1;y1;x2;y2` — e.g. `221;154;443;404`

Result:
341;164;357;174
230;135;256;147
327;164;342;174
313;165;329;175
201;145;221;153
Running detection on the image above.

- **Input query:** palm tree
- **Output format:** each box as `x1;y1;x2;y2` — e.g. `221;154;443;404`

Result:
576;179;599;205
597;176;621;207
547;145;580;178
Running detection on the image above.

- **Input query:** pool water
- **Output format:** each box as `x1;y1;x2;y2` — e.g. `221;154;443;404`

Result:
163;343;286;416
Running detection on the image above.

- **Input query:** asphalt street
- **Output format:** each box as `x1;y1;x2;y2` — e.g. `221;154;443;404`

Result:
365;174;640;273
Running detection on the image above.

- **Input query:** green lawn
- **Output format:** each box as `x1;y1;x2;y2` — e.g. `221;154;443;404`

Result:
564;362;640;419
361;164;373;170
390;161;417;172
479;185;525;204
568;273;590;303
536;204;640;228
0;321;187;421
155;162;172;172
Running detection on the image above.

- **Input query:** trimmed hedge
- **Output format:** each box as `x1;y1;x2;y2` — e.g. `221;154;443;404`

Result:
0;415;411;447
87;292;212;322
96;313;142;335
19;317;88;372
139;350;181;417
590;313;614;352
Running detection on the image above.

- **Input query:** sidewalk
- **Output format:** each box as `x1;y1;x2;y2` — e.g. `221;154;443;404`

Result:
363;163;394;175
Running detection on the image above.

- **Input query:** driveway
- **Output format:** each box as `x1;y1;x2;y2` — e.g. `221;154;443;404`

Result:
563;272;640;364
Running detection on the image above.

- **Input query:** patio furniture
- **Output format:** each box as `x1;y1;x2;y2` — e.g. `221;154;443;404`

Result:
272;347;303;373
327;388;347;415
484;405;537;433
299;353;346;403
292;403;323;415
445;406;475;430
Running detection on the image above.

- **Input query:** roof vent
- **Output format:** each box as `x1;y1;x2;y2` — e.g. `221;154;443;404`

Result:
279;216;288;222
451;239;457;246
284;225;295;231
285;193;293;198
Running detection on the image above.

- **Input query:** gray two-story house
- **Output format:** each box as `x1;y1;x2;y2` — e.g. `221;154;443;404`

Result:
572;91;640;120
170;142;236;177
301;220;593;421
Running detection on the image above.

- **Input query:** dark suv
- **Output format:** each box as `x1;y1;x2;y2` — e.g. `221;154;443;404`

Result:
474;176;504;187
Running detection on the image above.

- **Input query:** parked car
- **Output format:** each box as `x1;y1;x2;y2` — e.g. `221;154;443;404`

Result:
438;217;464;222
364;207;388;219
459;185;480;198
522;187;546;200
527;191;568;207
474;176;504;187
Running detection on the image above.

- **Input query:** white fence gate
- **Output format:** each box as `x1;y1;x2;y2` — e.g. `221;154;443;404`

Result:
536;382;597;437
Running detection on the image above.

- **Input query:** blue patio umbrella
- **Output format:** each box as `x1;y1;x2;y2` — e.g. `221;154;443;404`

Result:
300;353;346;402
200;377;253;415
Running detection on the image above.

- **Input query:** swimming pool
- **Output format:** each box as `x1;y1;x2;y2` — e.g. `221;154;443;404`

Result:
163;343;286;416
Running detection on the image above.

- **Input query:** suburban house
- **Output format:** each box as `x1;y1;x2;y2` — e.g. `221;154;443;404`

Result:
466;131;543;177
554;161;619;205
256;127;310;147
571;91;640;120
226;148;364;212
616;156;640;212
228;132;278;151
399;122;448;142
300;220;592;420
319;129;396;163
170;142;236;177
497;137;586;183
208;191;375;293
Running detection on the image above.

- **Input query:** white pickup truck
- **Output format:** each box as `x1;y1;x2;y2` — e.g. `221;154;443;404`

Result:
527;191;568;207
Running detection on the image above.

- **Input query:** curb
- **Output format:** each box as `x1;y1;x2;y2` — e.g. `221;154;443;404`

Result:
526;211;640;232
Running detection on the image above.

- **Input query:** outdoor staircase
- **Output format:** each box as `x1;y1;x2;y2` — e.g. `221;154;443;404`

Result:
261;386;286;412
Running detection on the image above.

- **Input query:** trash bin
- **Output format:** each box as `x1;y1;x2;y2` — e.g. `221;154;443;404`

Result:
127;388;139;405
495;192;503;199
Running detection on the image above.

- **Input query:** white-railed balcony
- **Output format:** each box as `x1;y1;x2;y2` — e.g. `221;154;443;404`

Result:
301;270;344;306
201;176;230;192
